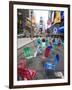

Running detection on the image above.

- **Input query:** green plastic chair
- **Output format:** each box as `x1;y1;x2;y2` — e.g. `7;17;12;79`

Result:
45;37;48;46
37;37;42;45
23;47;34;59
53;44;58;52
62;40;64;48
41;42;46;50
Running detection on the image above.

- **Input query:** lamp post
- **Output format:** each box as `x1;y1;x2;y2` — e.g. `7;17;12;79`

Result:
31;10;33;39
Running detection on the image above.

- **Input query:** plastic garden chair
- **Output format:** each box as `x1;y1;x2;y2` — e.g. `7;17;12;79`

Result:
58;43;62;49
23;47;34;59
37;37;42;45
41;42;46;50
48;45;55;54
17;66;36;80
45;37;48;46
53;44;58;51
17;58;27;68
44;47;51;58
40;47;51;62
62;40;64;48
43;54;60;70
34;37;42;47
48;45;52;50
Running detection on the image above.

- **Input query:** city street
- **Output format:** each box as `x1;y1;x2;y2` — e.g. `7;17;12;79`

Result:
17;38;64;80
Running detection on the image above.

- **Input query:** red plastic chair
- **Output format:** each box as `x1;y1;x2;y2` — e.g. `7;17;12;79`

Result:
44;47;51;57
58;43;62;48
40;47;51;62
17;59;36;80
17;68;36;80
17;58;27;68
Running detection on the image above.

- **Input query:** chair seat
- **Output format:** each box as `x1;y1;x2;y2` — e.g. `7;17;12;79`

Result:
26;55;34;59
43;54;60;70
18;67;36;80
44;62;55;70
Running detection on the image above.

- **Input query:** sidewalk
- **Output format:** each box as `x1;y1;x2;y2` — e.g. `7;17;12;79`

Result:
17;38;36;49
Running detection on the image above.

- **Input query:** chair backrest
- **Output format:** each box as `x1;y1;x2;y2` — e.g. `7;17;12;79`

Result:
44;47;50;57
37;37;42;45
18;58;27;68
23;47;31;57
42;42;46;49
48;45;52;50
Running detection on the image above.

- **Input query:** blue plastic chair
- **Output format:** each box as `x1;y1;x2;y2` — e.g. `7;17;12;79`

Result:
43;54;60;70
48;45;52;50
